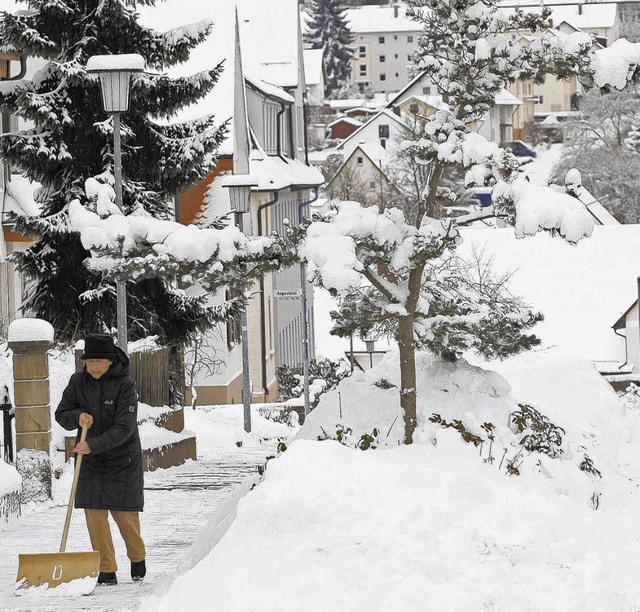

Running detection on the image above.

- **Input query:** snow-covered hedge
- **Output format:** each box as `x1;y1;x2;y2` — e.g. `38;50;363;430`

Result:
0;459;20;522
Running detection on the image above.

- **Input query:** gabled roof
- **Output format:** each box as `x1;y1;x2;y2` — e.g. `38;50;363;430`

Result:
327;116;363;128
336;108;406;151
613;300;637;331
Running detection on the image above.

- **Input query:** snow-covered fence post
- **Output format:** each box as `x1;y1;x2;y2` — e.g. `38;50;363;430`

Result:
7;318;54;502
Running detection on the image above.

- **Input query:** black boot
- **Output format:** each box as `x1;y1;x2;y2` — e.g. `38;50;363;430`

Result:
131;559;146;582
97;571;117;586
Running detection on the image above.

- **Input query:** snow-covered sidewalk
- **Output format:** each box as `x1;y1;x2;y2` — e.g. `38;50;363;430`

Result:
0;405;297;612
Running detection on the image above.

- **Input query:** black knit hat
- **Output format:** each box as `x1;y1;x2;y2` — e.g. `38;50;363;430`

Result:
81;334;118;360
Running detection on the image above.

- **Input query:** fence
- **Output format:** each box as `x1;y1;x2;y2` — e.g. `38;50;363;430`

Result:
129;345;185;408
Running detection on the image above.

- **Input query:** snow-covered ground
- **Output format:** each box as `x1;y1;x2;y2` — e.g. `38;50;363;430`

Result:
140;348;640;612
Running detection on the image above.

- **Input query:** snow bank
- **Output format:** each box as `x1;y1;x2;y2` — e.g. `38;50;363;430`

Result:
0;459;20;497
142;350;640;611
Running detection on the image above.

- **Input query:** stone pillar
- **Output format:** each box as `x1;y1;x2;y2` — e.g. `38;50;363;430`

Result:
7;318;55;501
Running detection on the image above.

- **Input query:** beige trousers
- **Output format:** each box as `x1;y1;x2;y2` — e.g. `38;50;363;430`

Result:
84;509;146;573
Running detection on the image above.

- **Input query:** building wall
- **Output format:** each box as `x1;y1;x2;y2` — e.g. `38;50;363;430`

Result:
533;76;576;114
351;30;421;94
621;303;640;375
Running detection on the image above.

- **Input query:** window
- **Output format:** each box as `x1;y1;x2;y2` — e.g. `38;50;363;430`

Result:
409;103;419;113
394;35;398;40
379;36;385;43
356;156;364;165
422;86;431;95
408;54;412;61
537;95;544;104
380;73;386;81
395;72;399;77
380;139;387;149
369;181;376;189
379;55;386;63
359;64;367;75
359;46;366;57
394;53;398;59
378;124;390;139
408;35;414;43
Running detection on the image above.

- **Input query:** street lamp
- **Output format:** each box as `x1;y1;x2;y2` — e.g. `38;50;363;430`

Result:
87;54;145;352
222;174;258;433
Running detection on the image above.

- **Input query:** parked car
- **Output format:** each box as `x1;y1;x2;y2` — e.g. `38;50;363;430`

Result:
500;140;537;158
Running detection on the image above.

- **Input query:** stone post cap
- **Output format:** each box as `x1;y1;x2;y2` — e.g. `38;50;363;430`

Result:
8;319;55;352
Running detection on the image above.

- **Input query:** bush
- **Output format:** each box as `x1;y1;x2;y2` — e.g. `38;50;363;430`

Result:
276;358;351;409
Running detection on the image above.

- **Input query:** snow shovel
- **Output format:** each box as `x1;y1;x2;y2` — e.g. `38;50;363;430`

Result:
15;422;100;593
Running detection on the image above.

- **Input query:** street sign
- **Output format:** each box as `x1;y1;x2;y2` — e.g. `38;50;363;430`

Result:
275;290;302;300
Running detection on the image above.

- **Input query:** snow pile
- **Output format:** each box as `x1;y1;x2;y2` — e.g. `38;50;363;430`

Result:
0;459;20;497
142;349;640;612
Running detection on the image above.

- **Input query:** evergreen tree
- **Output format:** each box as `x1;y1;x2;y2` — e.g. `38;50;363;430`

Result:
304;0;354;98
0;0;228;345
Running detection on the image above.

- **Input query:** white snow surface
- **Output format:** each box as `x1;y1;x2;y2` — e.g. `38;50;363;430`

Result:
142;349;640;612
86;54;145;73
0;459;20;497
7;318;54;344
457;224;640;363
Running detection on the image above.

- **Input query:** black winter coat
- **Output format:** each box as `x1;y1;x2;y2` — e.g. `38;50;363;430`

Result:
55;347;144;512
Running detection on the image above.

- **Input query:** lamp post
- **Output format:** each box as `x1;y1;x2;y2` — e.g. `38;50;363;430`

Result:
87;54;145;352
222;175;258;433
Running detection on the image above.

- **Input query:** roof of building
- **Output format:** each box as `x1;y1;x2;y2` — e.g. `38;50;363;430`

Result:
345;4;423;34
328;116;363;128
335;108;406;151
499;3;618;30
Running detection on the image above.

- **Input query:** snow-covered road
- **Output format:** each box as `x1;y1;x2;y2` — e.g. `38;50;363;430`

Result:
0;406;297;612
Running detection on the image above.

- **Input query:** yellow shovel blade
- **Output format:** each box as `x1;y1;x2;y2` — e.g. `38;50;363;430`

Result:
16;551;100;594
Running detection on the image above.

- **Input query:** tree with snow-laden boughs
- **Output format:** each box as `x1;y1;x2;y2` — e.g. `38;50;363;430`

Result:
69;0;640;444
0;0;227;345
300;0;640;444
303;0;355;98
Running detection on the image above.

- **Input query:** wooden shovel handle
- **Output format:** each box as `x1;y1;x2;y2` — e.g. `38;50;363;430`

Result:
59;422;89;553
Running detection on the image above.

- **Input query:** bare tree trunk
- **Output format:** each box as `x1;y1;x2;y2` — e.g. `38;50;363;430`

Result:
398;314;417;444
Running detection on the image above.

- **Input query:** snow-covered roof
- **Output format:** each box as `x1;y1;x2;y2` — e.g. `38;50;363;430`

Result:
396;93;449;111
336;108;406;151
345;5;423;34
303;48;323;87
328;116;363;128
494;88;523;106
247;143;323;191
136;0;302;156
458;224;640;362
500;3;618;31
351;142;390;170
328;94;388;111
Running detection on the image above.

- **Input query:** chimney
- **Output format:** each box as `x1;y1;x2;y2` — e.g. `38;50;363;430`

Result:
578;3;583;15
393;3;399;18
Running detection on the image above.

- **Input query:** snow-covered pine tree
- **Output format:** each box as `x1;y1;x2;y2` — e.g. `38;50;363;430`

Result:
300;0;605;444
0;0;228;344
304;0;354;98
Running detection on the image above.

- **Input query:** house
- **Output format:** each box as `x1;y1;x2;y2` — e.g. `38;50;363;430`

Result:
608;300;640;390
137;0;324;405
327;116;362;140
345;3;423;94
326;142;402;209
335;108;407;158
